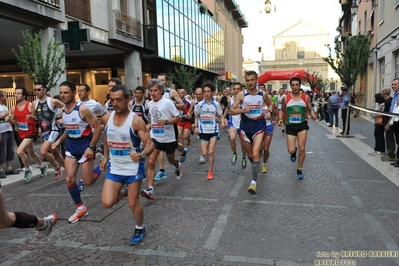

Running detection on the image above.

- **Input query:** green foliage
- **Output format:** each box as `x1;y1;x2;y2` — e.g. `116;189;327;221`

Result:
323;34;371;89
170;65;201;94
199;3;207;14
212;78;232;92
12;30;67;91
302;71;324;90
171;56;186;64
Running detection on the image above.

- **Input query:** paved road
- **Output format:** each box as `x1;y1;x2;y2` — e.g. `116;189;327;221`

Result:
1;112;399;266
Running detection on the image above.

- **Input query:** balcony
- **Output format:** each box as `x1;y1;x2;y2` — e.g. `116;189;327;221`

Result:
143;25;156;51
65;0;91;23
108;8;143;47
0;0;64;22
35;0;60;8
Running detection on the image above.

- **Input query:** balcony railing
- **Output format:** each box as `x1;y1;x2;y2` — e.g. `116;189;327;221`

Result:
65;0;91;23
33;0;60;8
114;10;141;40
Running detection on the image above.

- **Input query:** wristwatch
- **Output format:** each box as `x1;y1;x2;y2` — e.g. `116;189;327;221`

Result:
88;145;96;151
165;120;169;125
140;151;147;159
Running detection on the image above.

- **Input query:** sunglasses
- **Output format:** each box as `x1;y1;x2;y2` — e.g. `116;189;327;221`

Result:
34;88;43;91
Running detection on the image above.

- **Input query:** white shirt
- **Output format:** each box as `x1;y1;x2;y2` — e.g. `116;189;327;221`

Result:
0;104;12;133
194;99;223;134
148;98;180;142
78;99;107;117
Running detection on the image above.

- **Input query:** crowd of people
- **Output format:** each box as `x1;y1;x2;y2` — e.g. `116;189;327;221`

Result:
4;74;398;247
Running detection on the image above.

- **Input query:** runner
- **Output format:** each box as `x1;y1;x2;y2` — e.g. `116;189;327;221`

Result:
52;81;103;223
194;82;223;180
141;78;183;200
7;87;47;182
31;82;64;180
221;82;247;168
277;77;317;179
177;88;192;149
230;71;273;195
261;100;276;173
189;88;205;162
100;85;154;245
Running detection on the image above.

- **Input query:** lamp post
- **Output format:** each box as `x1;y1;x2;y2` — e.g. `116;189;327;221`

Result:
264;0;272;14
351;1;358;16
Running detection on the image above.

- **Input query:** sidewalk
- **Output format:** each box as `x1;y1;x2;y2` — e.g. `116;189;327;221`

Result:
1;115;399;266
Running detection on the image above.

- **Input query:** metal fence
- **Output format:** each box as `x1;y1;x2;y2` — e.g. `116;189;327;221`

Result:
4;91;37;110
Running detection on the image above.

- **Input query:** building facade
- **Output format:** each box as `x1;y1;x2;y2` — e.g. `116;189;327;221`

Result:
0;0;246;104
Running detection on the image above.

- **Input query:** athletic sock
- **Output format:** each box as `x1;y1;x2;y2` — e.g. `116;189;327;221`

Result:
93;164;101;178
159;169;165;173
251;161;260;182
68;183;83;207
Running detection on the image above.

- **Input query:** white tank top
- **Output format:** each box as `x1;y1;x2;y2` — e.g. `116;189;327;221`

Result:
105;111;144;176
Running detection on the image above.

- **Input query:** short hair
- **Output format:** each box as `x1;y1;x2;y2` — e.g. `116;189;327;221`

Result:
110;85;130;99
60;81;77;93
381;88;391;96
202;82;216;92
79;83;91;91
108;77;122;85
290;77;301;84
233;82;241;88
158;73;169;81
0;91;4;98
34;81;48;90
259;83;266;88
245;70;258;78
15;86;28;99
147;78;165;93
134;86;145;94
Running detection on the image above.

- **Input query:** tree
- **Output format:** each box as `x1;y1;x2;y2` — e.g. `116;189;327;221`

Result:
323;34;370;89
302;71;324;91
12;30;67;91
212;78;232;93
170;65;201;94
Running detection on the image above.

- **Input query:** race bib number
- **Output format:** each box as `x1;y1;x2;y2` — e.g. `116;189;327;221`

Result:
18;122;28;131
152;125;164;134
179;110;184;117
109;141;130;157
288;114;302;123
65;124;81;138
246;104;261;115
201;116;214;125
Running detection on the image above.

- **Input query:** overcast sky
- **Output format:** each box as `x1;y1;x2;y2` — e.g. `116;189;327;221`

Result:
237;0;343;61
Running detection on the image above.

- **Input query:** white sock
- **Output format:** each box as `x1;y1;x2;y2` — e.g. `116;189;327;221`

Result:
251;180;256;185
135;224;144;229
78;205;85;211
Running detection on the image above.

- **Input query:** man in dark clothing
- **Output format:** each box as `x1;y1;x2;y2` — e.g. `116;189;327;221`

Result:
381;88;395;162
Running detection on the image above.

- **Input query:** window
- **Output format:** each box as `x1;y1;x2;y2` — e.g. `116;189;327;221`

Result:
267;84;272;91
330;82;336;91
378;0;385;24
395;52;399;79
379;57;385;91
282;84;288;90
297;48;304;59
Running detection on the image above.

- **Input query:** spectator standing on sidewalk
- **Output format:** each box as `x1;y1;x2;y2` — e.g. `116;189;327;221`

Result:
381;87;395;162
371;93;385;154
386;78;399;167
327;90;339;127
340;87;350;135
0;91;18;178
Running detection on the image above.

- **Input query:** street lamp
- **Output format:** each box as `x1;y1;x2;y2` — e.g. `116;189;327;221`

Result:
264;0;272;13
351;1;358;16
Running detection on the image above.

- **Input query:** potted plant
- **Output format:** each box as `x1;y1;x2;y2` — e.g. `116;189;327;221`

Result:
199;3;207;14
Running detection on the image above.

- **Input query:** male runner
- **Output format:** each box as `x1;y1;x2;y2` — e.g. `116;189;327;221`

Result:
100;85;154;245
277;77;317;179
230;71;273;195
52;81;102;223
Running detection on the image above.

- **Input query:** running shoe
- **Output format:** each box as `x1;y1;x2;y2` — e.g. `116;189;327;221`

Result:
216;132;221;140
261;164;268;173
248;183;257;195
290;148;297;163
231;153;237;165
282;128;285;133
199;155;206;164
297;169;304;180
40;164;48;178
23;168;33;182
140;187;154;200
154;171;167;181
241;158;247;169
78;179;85;191
207;171;214;180
68;206;88;223
54;167;62;180
130;226;146;245
175;163;183;180
179;148;189;163
187;138;191;145
37;213;58;239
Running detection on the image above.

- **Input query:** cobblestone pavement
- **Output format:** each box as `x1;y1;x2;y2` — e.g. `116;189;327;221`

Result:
1;113;399;266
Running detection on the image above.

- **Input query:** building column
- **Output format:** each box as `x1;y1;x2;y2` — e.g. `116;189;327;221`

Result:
40;27;67;96
124;51;142;90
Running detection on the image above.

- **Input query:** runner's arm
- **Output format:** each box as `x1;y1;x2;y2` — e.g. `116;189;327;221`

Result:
171;89;185;110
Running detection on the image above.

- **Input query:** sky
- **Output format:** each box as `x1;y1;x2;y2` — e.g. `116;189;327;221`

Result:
236;0;343;61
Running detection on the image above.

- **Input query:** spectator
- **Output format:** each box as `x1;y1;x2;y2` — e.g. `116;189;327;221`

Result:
371;93;385;154
328;90;339;127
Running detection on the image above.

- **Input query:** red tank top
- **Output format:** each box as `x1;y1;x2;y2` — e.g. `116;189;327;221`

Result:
14;101;37;139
